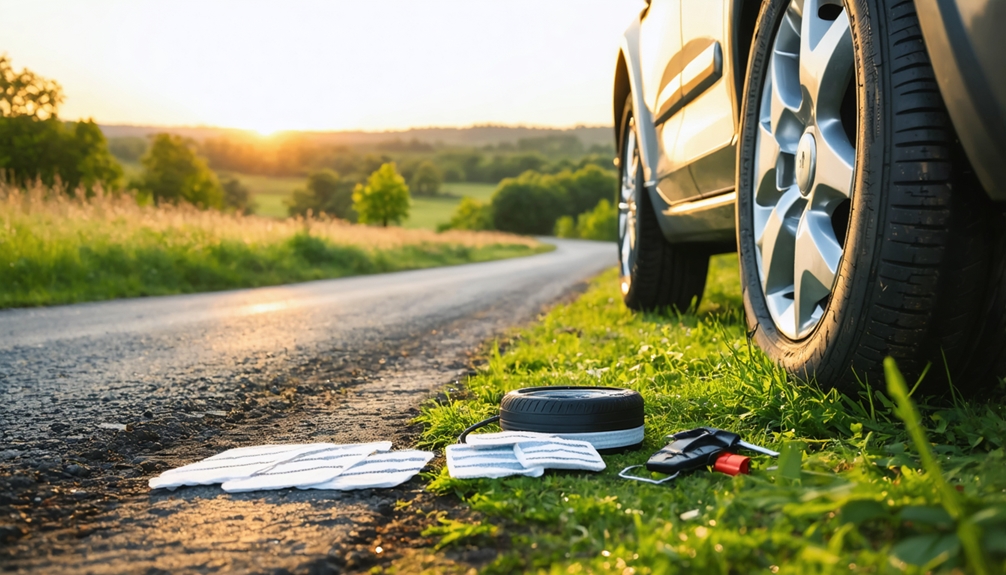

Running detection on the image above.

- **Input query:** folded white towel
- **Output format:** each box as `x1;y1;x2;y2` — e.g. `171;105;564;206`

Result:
148;443;337;490
447;431;605;479
304;450;434;490
221;441;392;493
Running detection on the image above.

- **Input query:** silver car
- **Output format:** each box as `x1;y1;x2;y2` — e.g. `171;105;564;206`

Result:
614;0;1006;393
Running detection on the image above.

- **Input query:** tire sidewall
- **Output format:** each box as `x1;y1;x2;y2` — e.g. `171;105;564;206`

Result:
736;0;885;385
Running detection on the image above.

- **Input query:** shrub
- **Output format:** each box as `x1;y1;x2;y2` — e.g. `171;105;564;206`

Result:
490;171;570;235
555;164;617;216
553;199;618;241
440;197;493;232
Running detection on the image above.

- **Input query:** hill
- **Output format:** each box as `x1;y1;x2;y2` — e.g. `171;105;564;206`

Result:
98;124;615;149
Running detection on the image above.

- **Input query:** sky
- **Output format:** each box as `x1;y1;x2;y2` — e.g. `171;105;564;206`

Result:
0;1;644;134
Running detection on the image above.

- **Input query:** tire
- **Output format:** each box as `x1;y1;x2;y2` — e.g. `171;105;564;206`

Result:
499;386;644;452
736;0;997;394
617;96;709;313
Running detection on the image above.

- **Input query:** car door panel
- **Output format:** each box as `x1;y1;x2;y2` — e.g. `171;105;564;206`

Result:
675;0;737;196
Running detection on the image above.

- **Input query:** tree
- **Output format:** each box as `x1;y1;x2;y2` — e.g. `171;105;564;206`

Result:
0;55;122;192
287;169;356;220
410;161;443;196
352;162;410;227
553;164;617;215
0;54;63;120
490;171;569;235
133;134;224;209
220;176;255;214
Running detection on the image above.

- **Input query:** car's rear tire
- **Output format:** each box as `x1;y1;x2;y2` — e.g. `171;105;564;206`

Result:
617;96;709;312
736;0;998;393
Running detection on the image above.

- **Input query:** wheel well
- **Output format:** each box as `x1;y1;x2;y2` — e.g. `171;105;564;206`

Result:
733;0;761;115
613;51;631;147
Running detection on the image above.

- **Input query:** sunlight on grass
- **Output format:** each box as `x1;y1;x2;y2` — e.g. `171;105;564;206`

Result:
0;184;547;308
417;257;1006;574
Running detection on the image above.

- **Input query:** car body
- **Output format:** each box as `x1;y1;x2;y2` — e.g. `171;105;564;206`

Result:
614;0;1005;246
612;0;1006;392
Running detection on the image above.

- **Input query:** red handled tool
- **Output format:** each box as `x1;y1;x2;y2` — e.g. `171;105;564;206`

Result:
619;427;777;484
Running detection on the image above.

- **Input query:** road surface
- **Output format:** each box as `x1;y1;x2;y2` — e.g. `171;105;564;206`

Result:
0;238;614;574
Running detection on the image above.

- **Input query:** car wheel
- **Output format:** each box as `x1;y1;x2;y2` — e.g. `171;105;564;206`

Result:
617;96;709;312
736;0;996;392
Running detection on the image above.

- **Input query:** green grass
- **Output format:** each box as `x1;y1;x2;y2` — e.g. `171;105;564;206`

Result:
416;256;1006;574
442;182;497;201
404;183;497;230
226;173;304;219
0;189;547;308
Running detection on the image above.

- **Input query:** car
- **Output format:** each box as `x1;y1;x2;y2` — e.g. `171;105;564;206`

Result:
613;0;1006;393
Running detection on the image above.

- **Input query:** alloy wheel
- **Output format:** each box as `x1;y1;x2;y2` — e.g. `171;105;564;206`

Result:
618;118;639;296
753;0;857;339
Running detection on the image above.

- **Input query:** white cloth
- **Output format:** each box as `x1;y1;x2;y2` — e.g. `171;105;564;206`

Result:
446;431;605;479
221;441;391;493
148;443;337;490
304;450;434;490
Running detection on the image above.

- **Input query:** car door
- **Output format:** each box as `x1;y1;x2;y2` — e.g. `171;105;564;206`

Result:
637;0;702;204
674;0;737;197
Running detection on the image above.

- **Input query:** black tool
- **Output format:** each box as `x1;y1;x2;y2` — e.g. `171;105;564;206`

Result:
619;427;778;484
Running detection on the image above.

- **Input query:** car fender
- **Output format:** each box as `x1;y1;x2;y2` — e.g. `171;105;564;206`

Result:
618;19;661;189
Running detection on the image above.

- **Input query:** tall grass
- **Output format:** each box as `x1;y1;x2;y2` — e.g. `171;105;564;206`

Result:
0;183;545;308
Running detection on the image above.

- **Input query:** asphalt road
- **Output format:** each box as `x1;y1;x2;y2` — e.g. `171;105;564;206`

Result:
0;238;615;574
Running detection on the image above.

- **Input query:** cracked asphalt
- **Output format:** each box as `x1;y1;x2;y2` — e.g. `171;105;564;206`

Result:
0;238;614;574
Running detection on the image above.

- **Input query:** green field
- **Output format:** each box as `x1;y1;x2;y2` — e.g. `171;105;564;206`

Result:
417;257;1006;574
227;173;304;218
233;174;498;229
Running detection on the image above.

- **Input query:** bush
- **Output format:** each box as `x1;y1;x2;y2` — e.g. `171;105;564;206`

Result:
553;215;576;238
553;199;618;241
490;171;570;235
439;197;492;232
555;164;617;216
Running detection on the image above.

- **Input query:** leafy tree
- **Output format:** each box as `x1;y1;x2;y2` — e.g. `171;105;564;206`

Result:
410;161;443;196
352;162;410;227
490;171;569;235
0;54;62;120
552;199;617;241
0;56;122;192
220;176;255;214
440;197;492;231
287;169;356;220
554;215;576;238
133;134;224;209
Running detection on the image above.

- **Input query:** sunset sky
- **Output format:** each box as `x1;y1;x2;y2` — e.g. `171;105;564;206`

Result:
0;1;644;134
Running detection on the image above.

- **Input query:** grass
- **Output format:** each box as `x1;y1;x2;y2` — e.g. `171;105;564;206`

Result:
0;184;549;308
225;172;304;219
405;183;497;231
416;257;1006;574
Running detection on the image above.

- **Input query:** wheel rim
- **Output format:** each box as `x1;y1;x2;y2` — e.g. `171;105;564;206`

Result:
753;0;856;340
618;118;639;296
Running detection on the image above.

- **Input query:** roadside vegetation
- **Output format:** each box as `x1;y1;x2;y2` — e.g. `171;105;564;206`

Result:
417;259;1006;574
0;185;546;308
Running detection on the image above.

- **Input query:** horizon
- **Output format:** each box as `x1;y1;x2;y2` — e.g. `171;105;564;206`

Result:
0;1;644;134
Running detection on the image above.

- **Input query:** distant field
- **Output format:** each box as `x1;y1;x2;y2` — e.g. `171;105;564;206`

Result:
227;173;304;218
405;182;497;230
120;163;498;227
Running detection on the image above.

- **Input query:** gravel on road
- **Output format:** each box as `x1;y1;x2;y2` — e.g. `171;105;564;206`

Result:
0;238;614;574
